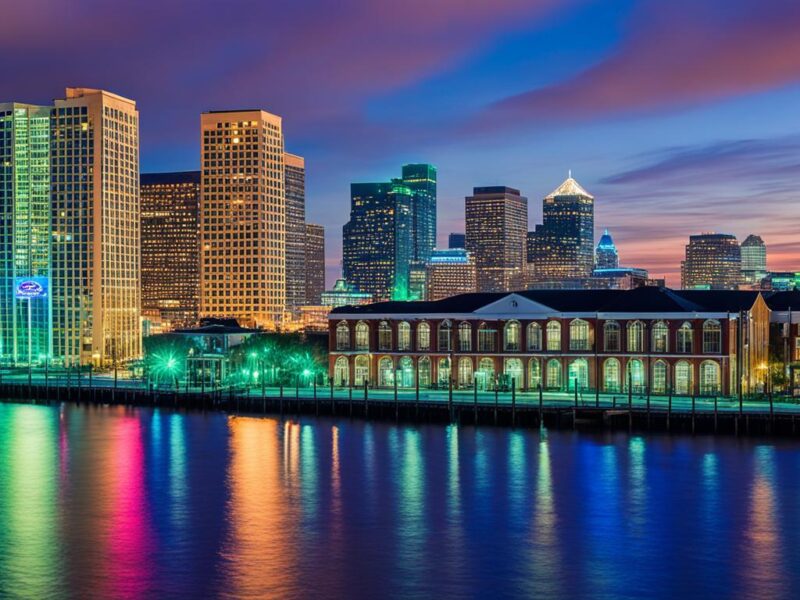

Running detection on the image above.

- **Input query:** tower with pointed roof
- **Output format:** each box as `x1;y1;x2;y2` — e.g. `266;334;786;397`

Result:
595;229;619;270
526;174;595;284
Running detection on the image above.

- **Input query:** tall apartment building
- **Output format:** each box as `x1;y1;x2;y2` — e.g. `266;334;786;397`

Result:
681;233;742;290
51;88;141;366
305;223;325;304
284;152;306;310
402;163;437;263
200;110;285;328
0;103;52;365
140;171;200;329
741;234;767;285
465;186;528;292
527;176;594;284
425;248;477;300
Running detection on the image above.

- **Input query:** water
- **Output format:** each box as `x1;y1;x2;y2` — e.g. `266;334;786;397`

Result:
0;402;798;599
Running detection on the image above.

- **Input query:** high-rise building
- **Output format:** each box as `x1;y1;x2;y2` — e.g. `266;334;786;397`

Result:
465;186;527;292
140;171;201;329
321;279;372;308
402;163;437;263
305;223;325;305
595;229;619;270
200;110;285;328
425;248;477;300
527;175;594;284
681;233;742;290
342;181;413;300
284;152;306;310
448;232;466;249
51;88;141;366
741;234;767;285
0;103;52;366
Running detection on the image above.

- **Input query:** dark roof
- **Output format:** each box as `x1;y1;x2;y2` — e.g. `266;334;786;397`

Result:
764;291;800;311
141;171;200;185
331;287;762;315
471;186;522;196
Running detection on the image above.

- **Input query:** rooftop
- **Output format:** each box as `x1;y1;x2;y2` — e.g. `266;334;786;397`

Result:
545;176;594;199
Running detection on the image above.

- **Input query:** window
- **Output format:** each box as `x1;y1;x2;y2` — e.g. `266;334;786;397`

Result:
334;356;349;386
355;321;369;351
604;358;620;392
529;359;541;389
568;359;588;390
378;321;392;351
626;359;645;392
438;321;452;352
398;356;414;388
703;320;721;354
458;322;472;351
458;357;473;387
527;323;542;351
604;321;620;352
438;358;451;386
378;356;394;387
504;320;521;351
570;319;590;351
398;321;411;351
417;322;431;351
700;361;720;395
546;321;561;351
504;358;524;388
478;322;496;352
546;359;562;389
627;321;644;353
419;357;431;387
677;322;693;353
652;321;668;353
354;355;369;386
336;321;350;350
477;357;495;390
652;361;667;394
675;361;692;395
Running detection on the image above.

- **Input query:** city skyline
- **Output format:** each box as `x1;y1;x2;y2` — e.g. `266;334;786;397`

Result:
3;0;799;286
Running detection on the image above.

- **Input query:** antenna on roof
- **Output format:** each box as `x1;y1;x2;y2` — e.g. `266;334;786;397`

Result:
568;169;572;179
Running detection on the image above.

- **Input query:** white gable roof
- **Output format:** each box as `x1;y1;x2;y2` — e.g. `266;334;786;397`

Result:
473;293;554;316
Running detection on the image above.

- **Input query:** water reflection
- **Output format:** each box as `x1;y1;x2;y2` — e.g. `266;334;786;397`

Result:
529;432;562;598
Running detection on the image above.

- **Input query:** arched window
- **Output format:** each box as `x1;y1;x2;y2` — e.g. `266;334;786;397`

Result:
703;320;721;354
546;321;561;352
627;321;644;353
546;359;562;389
355;321;369;351
652;321;668;353
529;359;541;389
354;355;369;386
504;320;521;351
438;358;451;385
417;322;431;351
504;358;524;389
458;357;473;388
570;319;590;351
700;360;720;396
419;357;431;388
604;321;620;352
378;321;392;351
334;356;349;386
677;322;693;353
626;359;645;392
438;320;452;352
476;357;495;390
675;360;692;395
568;358;588;390
397;321;411;351
604;358;620;392
527;323;542;351
378;356;394;387
478;322;496;352
336;321;350;350
398;356;415;388
458;322;472;351
652;360;667;394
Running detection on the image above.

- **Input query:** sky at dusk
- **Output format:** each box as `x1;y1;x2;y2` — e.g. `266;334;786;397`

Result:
3;0;800;286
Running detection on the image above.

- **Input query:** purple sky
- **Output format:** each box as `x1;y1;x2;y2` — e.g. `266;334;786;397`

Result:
4;0;800;286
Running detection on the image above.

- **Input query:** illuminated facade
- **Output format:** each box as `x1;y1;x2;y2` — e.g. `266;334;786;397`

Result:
305;223;325;305
681;233;741;290
595;229;618;270
140;171;200;329
0;103;52;365
328;286;769;397
321;279;373;308
465;186;527;293
527;176;595;284
425;248;477;301
402;163;437;263
200;110;285;328
52;88;141;366
741;234;767;285
284;153;306;310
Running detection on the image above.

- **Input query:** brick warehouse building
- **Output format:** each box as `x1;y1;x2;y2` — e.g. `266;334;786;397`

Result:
327;286;770;397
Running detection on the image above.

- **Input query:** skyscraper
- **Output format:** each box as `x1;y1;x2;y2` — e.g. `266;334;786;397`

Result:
595;229;619;270
200;110;285;328
0;103;52;366
51;88;141;366
402;163;437;263
681;233;742;290
465;186;528;292
284;152;306;310
426;248;477;300
140;171;201;329
741;234;767;285
527;175;594;284
342;181;413;300
448;232;466;249
305;223;325;305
